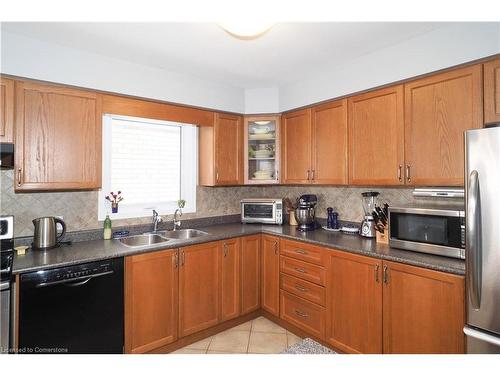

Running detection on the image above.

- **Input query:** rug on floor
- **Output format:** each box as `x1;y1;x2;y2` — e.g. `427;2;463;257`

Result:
281;338;336;354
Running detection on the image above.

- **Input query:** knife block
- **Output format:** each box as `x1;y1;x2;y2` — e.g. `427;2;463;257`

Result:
376;225;389;244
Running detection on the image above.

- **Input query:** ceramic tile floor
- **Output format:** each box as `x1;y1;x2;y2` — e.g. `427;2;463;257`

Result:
171;317;302;354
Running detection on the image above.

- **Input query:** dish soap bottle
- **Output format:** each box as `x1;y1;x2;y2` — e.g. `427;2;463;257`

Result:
103;215;112;240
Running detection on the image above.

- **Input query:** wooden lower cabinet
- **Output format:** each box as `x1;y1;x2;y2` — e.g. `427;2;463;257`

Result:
241;235;261;314
220;238;241;322
382;260;465;354
280;290;325;339
261;235;280;316
179;241;220;337
125;249;179;354
326;251;383;354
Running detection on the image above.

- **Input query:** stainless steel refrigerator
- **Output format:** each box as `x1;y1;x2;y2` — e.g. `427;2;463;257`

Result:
464;125;500;353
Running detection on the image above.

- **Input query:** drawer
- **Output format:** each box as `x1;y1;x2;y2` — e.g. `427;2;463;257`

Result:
280;273;326;306
281;239;326;265
280;256;326;286
280;290;325;339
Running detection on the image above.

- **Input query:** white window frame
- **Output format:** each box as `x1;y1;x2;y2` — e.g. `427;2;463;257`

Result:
98;114;197;221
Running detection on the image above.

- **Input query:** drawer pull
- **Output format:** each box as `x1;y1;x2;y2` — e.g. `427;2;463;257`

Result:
294;267;307;273
295;284;309;292
294;310;309;319
295;249;308;255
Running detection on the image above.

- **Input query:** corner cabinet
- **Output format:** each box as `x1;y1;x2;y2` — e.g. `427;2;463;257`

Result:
199;112;243;186
483;57;500;124
0;77;15;143
243;116;280;184
14;81;102;191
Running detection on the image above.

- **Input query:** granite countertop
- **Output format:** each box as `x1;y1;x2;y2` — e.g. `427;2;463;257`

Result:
12;223;465;275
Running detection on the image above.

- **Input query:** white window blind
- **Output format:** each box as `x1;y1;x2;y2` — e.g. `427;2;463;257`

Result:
98;114;197;220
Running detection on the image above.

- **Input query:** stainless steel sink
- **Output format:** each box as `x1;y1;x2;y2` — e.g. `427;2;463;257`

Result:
150;229;209;240
119;234;170;247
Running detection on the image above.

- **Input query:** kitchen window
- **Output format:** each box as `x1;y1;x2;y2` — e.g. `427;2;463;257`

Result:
98;114;197;220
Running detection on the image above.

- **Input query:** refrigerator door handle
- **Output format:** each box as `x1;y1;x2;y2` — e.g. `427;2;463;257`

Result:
464;326;500;348
467;170;482;310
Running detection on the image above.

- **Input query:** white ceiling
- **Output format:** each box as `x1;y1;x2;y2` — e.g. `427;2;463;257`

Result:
1;22;448;89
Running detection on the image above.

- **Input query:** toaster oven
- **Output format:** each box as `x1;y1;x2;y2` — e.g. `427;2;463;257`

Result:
241;199;283;225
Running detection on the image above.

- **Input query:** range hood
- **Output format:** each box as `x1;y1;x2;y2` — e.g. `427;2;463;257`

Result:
0;143;14;169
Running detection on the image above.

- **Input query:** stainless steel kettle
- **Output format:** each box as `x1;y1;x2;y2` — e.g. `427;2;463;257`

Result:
32;217;66;250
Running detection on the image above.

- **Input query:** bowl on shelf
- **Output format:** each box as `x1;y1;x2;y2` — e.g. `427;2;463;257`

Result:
254;149;273;158
249;132;275;140
252;126;271;134
253;170;273;180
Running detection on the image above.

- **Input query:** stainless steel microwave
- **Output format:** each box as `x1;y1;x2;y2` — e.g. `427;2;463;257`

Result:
241;199;283;225
388;205;465;259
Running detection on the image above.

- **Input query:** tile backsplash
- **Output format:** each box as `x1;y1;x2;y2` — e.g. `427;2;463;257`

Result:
1;170;460;237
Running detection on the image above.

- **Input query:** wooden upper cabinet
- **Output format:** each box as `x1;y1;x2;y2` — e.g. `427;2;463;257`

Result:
281;108;312;184
241;235;261;315
124;249;178;354
261;235;280;316
199;112;243;186
404;65;482;186
220;238;241;322
0;77;14;143
484;57;500;124
348;85;405;185
14;81;101;191
326;251;382;354
311;100;348;184
178;242;220;337
383;261;465;354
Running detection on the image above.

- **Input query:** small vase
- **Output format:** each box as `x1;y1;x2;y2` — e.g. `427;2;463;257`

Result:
111;202;118;213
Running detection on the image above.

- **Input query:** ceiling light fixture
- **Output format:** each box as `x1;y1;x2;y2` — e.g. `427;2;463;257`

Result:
218;21;274;40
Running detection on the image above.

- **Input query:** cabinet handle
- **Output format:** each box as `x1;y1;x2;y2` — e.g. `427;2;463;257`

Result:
306;170;310;180
274;241;278;255
174;252;179;268
276;170;279;181
223;243;228;257
383;265;389;284
181;250;186;266
406;165;411;183
311;169;315;181
17;167;22;187
294;267;307;273
294;310;309;319
375;264;379;283
397;164;402;182
295;249;308;255
295;284;309;293
216;170;219;182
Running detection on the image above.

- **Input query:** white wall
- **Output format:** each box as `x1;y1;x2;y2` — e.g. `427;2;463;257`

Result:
0;30;246;113
279;23;500;111
244;87;279;114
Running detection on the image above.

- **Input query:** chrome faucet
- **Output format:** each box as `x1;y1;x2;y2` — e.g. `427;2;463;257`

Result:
173;208;182;231
151;210;162;233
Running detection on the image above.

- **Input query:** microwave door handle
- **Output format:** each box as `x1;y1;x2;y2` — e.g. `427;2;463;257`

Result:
467;170;482;310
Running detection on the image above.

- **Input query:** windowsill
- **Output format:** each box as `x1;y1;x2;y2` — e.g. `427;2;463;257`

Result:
98;208;195;221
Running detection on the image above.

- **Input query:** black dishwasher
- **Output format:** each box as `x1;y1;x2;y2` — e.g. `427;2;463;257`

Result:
19;258;124;354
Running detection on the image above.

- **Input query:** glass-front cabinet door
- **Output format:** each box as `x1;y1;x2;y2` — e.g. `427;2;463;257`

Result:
244;116;280;184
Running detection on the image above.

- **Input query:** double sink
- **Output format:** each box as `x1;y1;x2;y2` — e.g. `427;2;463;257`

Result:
119;229;209;248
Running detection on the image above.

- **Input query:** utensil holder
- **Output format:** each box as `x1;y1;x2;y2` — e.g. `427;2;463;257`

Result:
376;225;389;244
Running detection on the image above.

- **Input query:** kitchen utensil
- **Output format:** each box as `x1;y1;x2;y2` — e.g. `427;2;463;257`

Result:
32;216;66;250
375;206;387;225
